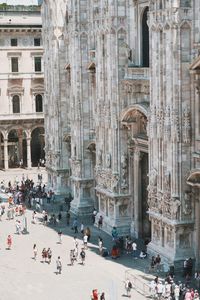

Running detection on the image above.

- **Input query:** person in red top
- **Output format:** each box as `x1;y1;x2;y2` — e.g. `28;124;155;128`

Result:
7;235;12;249
92;289;98;300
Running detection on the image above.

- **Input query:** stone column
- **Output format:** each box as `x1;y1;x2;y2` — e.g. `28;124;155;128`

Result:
133;148;140;238
4;139;8;170
195;190;200;268
18;132;23;161
27;138;32;169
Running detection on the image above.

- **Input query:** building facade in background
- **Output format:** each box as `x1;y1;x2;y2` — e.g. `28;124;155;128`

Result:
42;0;200;266
0;4;45;169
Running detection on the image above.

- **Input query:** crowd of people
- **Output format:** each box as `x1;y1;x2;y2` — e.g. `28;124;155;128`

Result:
1;176;200;300
149;274;200;300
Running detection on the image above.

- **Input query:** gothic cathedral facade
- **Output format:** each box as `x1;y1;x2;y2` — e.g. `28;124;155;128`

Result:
42;0;200;266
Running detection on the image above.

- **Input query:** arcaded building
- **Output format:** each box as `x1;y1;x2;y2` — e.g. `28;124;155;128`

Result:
0;4;45;169
42;0;200;266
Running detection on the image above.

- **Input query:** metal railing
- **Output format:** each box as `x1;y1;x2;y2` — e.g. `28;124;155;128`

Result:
125;269;151;298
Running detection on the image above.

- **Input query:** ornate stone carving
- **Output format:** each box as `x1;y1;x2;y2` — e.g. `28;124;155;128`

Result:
172;109;180;142
170;197;181;220
109;199;115;217
71;159;81;177
164;106;171;140
111;173;120;193
97;149;102;166
119;198;130;217
95;168;120;193
179;228;192;249
183;107;191;144
100;195;106;213
164;170;171;191
106;153;111;168
183;191;192;217
157;107;164;138
152;220;161;244
166;226;174;248
147;168;157;209
149;105;157;138
121;152;128;190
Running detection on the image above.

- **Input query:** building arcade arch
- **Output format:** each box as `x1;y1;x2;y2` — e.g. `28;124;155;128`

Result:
121;104;150;239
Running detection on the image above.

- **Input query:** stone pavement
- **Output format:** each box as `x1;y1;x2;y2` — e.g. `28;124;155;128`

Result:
0;204;150;300
0;167;48;187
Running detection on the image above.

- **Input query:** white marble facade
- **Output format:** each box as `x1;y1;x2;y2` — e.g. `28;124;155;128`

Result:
42;0;200;267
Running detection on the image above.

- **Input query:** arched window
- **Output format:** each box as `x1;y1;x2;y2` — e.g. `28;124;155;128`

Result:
12;95;20;113
35;94;43;112
142;7;149;67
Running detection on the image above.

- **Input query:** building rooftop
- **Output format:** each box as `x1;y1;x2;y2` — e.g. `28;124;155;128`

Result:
0;0;40;5
0;3;41;27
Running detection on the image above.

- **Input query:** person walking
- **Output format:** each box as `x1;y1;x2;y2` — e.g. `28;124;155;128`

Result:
47;248;52;264
15;220;21;234
124;280;132;298
56;256;62;274
74;237;79;250
70;250;76;266
80;248;86;265
33;244;37;260
42;248;47;263
7;235;12;250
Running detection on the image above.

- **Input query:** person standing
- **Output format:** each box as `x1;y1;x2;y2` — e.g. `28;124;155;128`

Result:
47;248;52;264
132;241;137;259
66;211;70;226
7;235;12;250
85;227;91;242
33;244;37;260
98;215;103;229
58;230;62;244
73;218;78;234
92;209;97;224
81;222;84;235
100;292;105;300
92;289;98;300
83;233;88;250
98;237;103;256
56;256;62;274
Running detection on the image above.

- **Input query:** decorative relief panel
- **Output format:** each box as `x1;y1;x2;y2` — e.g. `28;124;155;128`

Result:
70;159;81;177
183;107;191;144
95;167;120;193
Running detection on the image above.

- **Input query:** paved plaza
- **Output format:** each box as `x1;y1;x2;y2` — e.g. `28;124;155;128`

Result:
0;207;148;300
0;169;150;300
0;167;48;187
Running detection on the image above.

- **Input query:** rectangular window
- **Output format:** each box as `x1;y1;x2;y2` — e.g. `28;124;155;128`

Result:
34;57;41;72
11;38;18;46
11;57;19;72
34;38;41;46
